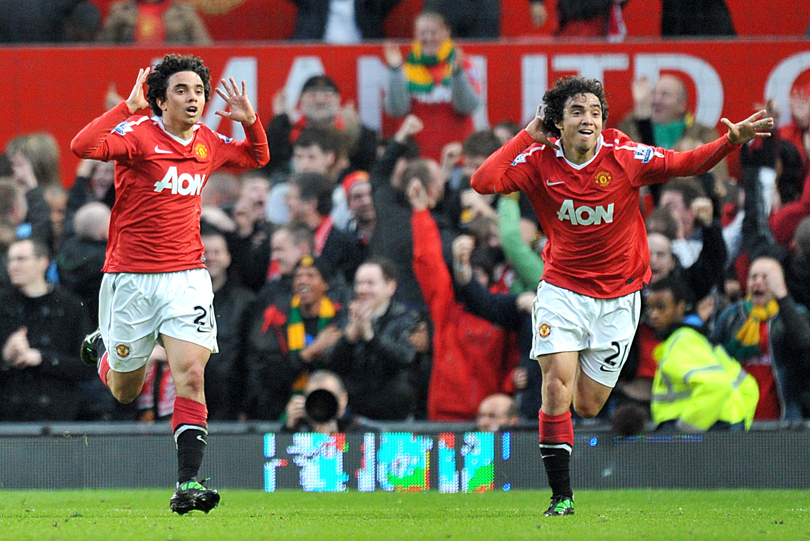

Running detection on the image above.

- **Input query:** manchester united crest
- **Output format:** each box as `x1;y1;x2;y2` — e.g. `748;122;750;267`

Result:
594;170;611;188
115;344;131;358
538;322;552;339
194;143;209;160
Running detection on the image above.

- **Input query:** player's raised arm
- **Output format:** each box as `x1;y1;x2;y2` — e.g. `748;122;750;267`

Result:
656;110;775;180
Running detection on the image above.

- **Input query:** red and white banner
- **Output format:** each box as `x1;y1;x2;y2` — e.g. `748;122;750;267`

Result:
1;40;809;184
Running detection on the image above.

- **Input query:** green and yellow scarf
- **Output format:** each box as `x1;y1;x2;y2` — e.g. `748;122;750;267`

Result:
288;294;336;391
725;298;779;360
404;38;455;94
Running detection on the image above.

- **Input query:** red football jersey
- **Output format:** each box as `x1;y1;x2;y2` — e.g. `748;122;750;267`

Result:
72;102;269;273
472;128;737;298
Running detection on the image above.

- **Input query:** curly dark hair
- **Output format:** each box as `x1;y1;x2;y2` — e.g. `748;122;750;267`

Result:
146;54;211;117
541;76;608;138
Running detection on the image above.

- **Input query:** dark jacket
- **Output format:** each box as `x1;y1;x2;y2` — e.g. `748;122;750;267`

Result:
287;0;401;40
0;285;94;421
243;291;345;420
205;277;255;420
56;236;107;328
324;301;420;420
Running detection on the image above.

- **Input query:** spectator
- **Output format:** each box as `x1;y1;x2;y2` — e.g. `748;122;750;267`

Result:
620;75;728;203
6;133;61;191
56;201;110;328
324;258;421;420
659;178;723;271
0;238;93;421
778;84;810;166
200;171;240;212
660;0;735;37
492;121;521;146
43;184;68;253
263;223;314;305
529;0;628;39
450;232;538;421
225;172;274;292
711;256;810;422
265;75;378;178
423;0;500;38
477;394;520;432
647;275;758;432
64;159;115;239
0;0;88;43
409;179;518;421
97;0;211;44
243;255;345;420
3;153;55;259
285;0;402;42
201;230;255;420
383;11;481;161
287;172;363;285
61;0;102;42
343;170;376;258
135;345;174;422
281;370;371;433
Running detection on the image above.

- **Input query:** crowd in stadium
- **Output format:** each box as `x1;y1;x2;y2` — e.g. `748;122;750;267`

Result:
1;0;810;437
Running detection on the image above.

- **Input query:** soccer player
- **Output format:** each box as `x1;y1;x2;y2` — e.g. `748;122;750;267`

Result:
70;54;269;514
471;76;772;516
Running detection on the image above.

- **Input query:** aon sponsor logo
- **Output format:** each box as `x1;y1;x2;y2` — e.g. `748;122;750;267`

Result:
154;166;206;195
557;199;614;226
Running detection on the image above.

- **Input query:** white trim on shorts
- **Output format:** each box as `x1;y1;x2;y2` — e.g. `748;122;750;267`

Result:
530;281;641;388
99;268;218;373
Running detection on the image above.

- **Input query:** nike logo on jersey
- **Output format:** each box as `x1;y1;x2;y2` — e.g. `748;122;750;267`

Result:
546;179;565;186
154;145;172;154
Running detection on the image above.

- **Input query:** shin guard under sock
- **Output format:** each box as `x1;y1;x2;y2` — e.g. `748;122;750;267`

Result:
173;397;208;485
539;409;574;498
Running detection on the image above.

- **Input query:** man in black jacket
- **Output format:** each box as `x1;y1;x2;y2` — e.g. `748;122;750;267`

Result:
0;238;93;420
324;258;420;420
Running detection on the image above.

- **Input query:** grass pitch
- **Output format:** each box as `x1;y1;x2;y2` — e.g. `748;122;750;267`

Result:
0;489;807;541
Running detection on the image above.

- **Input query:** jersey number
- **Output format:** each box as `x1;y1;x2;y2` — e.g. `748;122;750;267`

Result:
193;305;215;333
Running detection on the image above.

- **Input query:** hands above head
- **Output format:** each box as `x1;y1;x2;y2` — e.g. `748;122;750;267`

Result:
215;77;257;125
394;115;424;144
406;178;430;212
272;88;290;118
125;67;150;114
690;197;714;227
452;234;474;285
383;42;403;69
765;266;788;299
106;82;124;112
529;2;548;27
525;104;559;149
789;87;810;128
9;152;38;191
722;110;774;145
631;76;652;119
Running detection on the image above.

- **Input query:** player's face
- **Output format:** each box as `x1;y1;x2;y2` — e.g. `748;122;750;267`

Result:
645;289;683;331
556;93;603;158
354;264;395;308
158;71;206;130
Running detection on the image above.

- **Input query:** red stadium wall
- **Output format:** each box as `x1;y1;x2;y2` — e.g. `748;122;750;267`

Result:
1;39;809;183
87;0;810;40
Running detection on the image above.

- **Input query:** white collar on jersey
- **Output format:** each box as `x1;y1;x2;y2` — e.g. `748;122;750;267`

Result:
554;133;604;170
152;116;200;146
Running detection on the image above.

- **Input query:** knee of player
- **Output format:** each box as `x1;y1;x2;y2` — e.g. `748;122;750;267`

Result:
572;399;601;419
112;386;141;405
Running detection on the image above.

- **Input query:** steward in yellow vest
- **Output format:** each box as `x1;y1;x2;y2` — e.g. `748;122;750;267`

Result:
646;276;759;432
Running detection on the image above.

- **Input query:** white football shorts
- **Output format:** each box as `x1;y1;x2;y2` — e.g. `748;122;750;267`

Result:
98;269;218;373
530;281;641;388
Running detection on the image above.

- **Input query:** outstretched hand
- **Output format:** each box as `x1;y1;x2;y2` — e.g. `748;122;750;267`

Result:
721;109;774;145
525;104;559;149
215;77;257;125
125;67;150;114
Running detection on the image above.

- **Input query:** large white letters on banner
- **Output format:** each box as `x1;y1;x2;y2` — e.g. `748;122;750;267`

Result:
202;57;258;139
765;52;810;127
